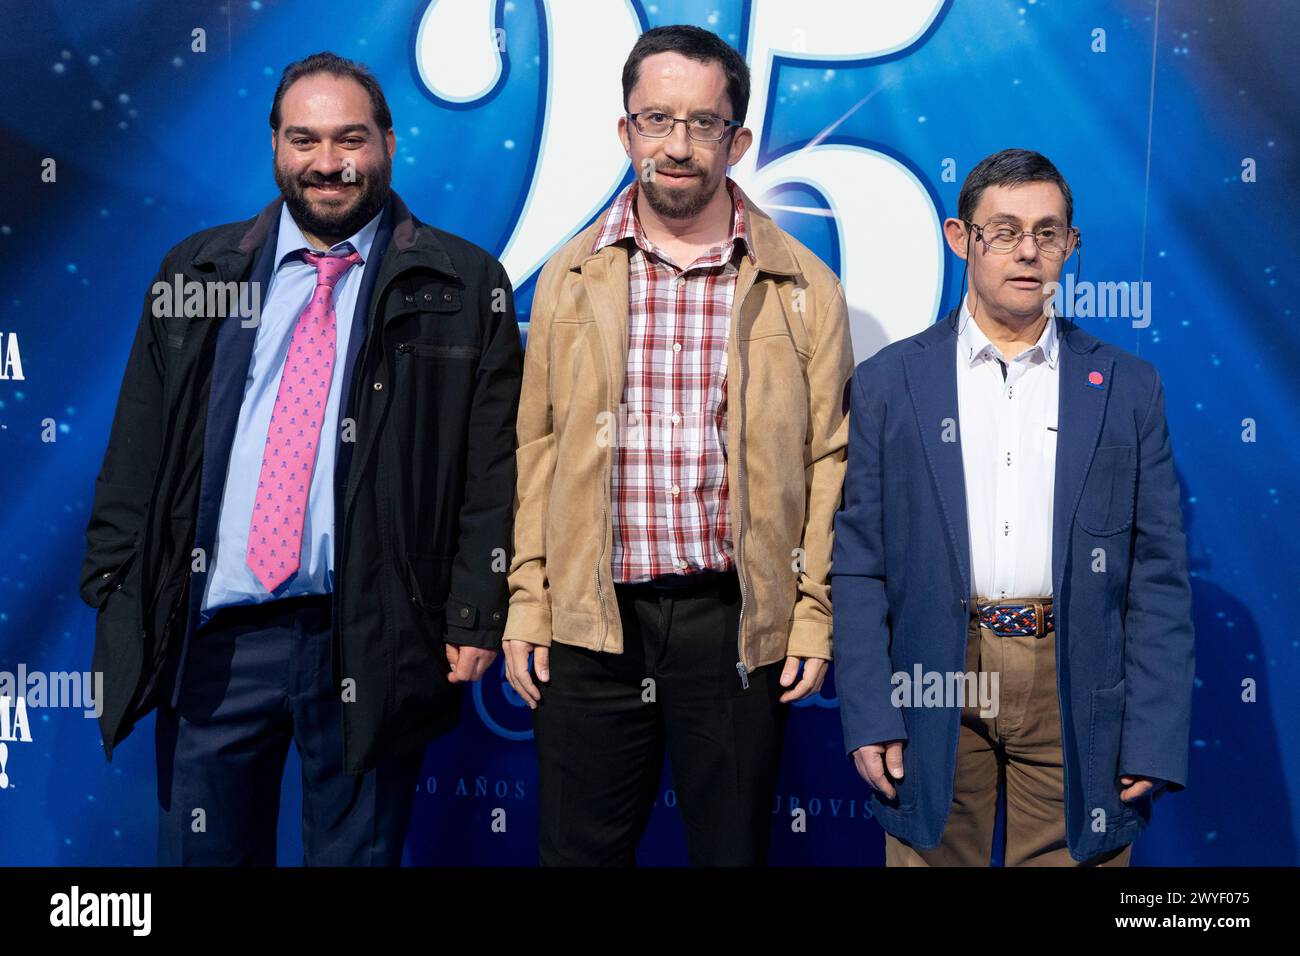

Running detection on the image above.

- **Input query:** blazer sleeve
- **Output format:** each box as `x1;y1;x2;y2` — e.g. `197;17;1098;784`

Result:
786;280;854;661
502;256;562;647
831;366;908;754
79;261;169;610
444;258;524;649
1118;370;1195;789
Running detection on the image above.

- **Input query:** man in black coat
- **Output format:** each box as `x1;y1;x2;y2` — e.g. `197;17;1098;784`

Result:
78;52;522;865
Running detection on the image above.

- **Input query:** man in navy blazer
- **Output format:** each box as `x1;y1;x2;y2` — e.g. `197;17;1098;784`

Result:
832;149;1194;865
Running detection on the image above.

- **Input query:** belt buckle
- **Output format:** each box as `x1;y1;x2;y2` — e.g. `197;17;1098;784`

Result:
980;599;1049;638
1031;599;1054;638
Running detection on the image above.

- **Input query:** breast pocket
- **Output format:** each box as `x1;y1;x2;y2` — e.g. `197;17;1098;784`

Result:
390;339;481;450
404;551;454;615
390;341;480;561
395;341;480;362
1076;444;1136;536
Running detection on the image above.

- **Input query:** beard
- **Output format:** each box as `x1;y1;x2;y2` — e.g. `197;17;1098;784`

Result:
274;152;392;242
640;164;716;220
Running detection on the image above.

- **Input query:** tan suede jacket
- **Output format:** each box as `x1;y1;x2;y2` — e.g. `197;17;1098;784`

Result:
505;184;853;677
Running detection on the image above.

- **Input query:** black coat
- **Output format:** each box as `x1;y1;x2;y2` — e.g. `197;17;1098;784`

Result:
79;193;522;773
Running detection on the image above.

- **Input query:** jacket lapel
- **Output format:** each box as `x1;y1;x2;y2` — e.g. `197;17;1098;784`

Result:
903;315;971;595
1051;318;1113;595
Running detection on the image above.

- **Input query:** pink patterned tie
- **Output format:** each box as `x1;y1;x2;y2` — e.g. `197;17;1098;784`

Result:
246;249;361;593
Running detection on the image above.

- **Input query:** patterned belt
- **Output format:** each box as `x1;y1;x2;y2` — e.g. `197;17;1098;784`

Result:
977;598;1055;637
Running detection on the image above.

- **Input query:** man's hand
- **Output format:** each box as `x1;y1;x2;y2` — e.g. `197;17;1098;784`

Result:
444;644;498;684
1119;774;1167;803
852;741;906;799
502;638;549;709
778;656;828;703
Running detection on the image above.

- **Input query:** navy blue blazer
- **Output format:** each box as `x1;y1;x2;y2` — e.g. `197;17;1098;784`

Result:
831;310;1194;861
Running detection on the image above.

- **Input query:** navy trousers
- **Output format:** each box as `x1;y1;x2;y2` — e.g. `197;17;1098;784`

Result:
155;592;423;865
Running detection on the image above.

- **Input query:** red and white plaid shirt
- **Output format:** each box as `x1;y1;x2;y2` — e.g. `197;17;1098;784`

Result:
592;176;754;584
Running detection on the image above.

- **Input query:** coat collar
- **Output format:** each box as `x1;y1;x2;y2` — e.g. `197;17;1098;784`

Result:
571;179;801;278
189;191;458;281
566;180;803;462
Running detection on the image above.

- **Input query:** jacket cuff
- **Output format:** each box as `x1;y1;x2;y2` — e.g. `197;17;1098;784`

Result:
502;602;553;647
786;617;832;660
444;594;506;649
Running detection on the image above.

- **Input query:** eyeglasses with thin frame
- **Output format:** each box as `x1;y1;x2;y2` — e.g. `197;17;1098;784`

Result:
626;110;743;142
963;219;1080;259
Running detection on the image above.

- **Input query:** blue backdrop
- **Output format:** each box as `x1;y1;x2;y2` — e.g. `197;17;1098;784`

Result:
1;0;1296;865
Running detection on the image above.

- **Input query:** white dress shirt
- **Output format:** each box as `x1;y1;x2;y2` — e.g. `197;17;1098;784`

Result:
956;297;1060;600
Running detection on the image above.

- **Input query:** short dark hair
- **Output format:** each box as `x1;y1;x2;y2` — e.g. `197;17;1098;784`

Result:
622;25;751;124
957;148;1074;225
269;51;392;133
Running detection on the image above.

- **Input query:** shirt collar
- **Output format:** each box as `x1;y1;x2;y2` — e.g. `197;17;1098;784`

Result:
274;201;382;271
591;175;754;264
956;294;1059;370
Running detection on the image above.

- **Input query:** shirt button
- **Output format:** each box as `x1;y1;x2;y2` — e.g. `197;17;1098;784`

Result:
670;413;681;424
373;381;383;391
459;607;470;619
676;560;688;570
670;484;680;496
672;342;682;352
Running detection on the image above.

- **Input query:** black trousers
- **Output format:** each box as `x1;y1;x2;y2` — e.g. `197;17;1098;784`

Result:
534;570;789;866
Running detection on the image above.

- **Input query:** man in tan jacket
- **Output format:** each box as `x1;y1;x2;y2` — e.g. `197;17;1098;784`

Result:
503;24;853;865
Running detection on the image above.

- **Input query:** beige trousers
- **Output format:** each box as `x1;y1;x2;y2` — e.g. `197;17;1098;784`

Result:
885;612;1133;867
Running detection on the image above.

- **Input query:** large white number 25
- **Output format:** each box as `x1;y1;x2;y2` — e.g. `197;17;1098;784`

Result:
416;0;946;359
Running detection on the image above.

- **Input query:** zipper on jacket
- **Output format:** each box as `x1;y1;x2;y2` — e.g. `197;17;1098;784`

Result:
732;276;755;690
595;305;617;652
595;408;613;649
334;278;385;770
595;497;610;650
395;341;480;360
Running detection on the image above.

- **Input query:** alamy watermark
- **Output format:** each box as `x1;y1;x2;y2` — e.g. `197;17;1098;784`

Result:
152;275;262;328
0;665;103;718
1046;275;1152;328
891;665;1000;718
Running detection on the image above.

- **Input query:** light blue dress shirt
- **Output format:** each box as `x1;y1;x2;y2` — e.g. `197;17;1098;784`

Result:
199;204;382;622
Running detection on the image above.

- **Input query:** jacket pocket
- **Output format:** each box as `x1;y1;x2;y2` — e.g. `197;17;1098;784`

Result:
404;551;454;615
395;341;481;362
1076;445;1136;536
1087;679;1135;830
